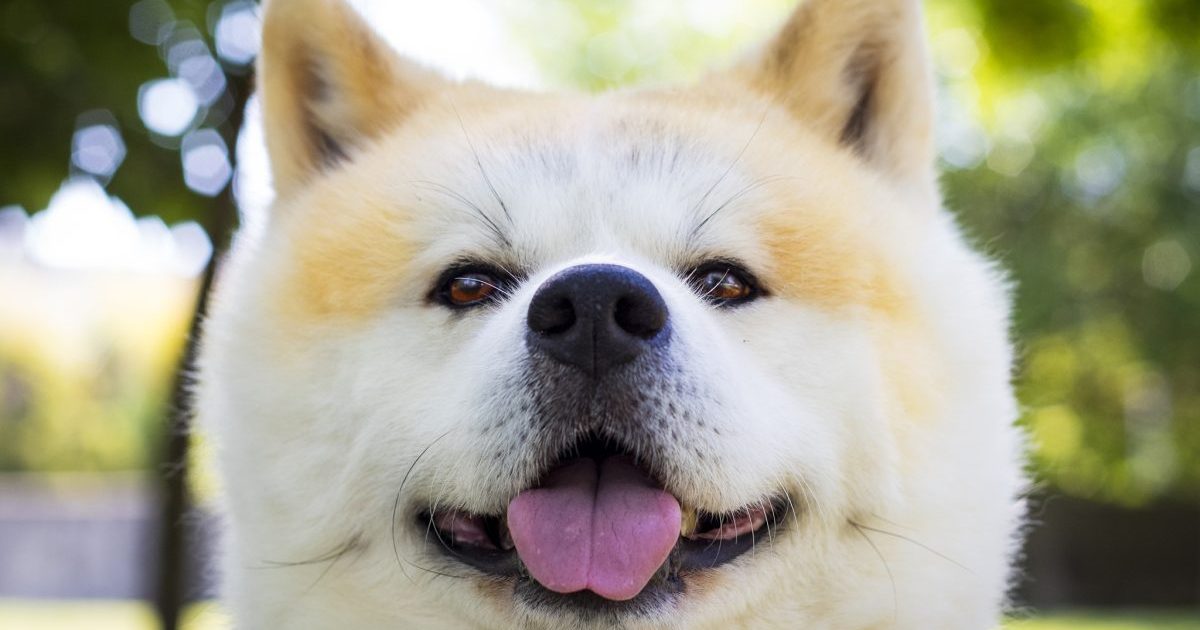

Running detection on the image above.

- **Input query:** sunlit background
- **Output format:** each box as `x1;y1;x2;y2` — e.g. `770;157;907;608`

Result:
1;0;1198;628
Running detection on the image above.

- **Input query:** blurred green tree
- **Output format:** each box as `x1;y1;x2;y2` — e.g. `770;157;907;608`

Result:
0;0;254;474
941;0;1200;506
0;0;251;224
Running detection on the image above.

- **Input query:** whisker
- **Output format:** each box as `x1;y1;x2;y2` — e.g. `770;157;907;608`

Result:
793;475;826;526
423;497;442;548
850;522;898;623
867;511;915;532
688;104;771;240
850;521;973;573
761;497;774;545
422;501;479;583
257;538;360;569
452;102;513;228
303;546;348;593
407;497;480;581
404;560;471;581
453;277;515;300
693;174;796;238
253;538;362;593
707;513;726;568
748;505;757;551
425;496;447;553
391;490;412;584
700;269;731;299
782;488;802;528
491;261;523;286
412;179;509;248
680;266;700;288
391;430;455;583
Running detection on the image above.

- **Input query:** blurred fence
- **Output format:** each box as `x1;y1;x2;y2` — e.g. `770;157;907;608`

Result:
0;474;215;601
1018;495;1200;608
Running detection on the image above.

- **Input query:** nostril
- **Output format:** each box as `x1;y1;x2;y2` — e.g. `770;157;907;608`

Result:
613;295;666;339
530;297;576;335
526;263;669;376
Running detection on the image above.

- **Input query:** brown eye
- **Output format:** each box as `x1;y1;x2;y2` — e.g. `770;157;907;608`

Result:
446;273;499;307
690;263;759;306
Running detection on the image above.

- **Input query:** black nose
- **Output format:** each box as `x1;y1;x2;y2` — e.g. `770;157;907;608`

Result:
526;264;669;376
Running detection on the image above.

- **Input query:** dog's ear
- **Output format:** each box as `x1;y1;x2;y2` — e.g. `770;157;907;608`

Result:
259;0;448;197
736;0;936;190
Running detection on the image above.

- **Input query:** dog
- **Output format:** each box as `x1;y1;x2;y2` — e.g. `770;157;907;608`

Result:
196;0;1027;627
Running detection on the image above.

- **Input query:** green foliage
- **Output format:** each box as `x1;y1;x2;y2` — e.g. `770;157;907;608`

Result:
933;1;1200;506
0;276;193;471
975;0;1092;70
0;0;233;224
0;0;245;472
502;0;794;91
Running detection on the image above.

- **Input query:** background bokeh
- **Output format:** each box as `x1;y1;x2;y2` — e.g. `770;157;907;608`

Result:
0;0;1197;628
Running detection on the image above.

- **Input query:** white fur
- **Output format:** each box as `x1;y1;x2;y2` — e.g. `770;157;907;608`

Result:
197;3;1026;628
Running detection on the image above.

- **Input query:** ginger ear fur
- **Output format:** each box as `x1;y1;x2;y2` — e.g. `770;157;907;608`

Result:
726;0;938;200
258;0;448;197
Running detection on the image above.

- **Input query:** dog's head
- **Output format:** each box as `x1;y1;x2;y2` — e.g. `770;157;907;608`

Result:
199;0;1022;627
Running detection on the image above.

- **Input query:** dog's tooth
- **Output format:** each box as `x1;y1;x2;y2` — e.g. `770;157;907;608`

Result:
680;507;698;536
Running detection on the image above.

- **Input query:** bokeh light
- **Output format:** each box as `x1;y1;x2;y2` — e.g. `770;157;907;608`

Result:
213;1;260;66
20;177;211;277
0;206;26;264
1142;239;1192;291
165;28;226;106
70;114;126;181
137;78;198;137
180;129;231;197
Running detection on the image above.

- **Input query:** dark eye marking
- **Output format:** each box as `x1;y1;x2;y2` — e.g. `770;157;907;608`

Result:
685;261;762;307
433;264;516;309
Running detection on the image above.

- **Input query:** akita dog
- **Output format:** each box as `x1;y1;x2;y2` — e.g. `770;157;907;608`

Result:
196;0;1026;627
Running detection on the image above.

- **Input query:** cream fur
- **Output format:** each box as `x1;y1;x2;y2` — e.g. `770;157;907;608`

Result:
196;0;1026;628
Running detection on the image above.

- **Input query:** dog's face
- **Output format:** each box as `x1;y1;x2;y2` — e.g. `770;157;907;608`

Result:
199;1;1024;628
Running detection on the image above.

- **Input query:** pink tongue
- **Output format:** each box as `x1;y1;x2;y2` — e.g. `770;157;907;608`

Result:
506;456;681;601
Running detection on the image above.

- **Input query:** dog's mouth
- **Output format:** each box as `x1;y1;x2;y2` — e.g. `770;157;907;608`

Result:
418;437;788;611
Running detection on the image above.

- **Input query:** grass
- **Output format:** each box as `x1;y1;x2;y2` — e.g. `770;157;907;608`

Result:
0;600;228;630
0;600;1196;629
1004;610;1200;629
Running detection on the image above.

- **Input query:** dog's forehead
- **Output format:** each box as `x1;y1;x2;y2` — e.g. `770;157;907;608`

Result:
392;95;805;266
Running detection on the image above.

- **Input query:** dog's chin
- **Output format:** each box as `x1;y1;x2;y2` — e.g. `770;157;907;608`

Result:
415;435;791;619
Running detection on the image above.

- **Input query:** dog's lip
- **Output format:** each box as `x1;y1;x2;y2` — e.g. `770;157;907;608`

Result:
419;492;791;588
418;434;793;604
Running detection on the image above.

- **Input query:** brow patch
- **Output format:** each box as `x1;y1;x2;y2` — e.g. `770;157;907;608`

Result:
758;209;903;315
275;192;416;323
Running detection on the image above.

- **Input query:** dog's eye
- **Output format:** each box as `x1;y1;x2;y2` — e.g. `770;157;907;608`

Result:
442;272;500;307
690;263;759;306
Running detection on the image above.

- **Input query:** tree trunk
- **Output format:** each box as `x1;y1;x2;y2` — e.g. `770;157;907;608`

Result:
153;72;249;630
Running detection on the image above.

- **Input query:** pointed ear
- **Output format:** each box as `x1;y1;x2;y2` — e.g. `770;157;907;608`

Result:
258;0;448;196
737;0;936;188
